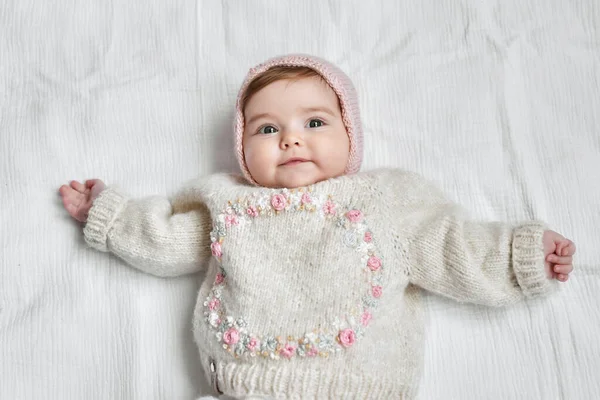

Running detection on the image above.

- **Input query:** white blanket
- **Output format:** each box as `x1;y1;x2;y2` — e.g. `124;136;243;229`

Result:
1;0;599;398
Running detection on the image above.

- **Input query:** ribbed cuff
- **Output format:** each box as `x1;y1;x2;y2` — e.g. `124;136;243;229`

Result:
217;361;414;399
512;222;558;298
83;188;128;252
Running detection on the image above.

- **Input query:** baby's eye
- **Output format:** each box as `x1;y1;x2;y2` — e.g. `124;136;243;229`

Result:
307;119;324;128
258;125;278;135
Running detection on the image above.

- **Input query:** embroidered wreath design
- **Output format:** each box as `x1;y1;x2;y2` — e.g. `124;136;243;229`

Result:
204;187;384;360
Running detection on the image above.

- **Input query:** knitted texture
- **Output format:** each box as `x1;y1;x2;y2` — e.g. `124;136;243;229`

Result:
84;169;557;399
234;54;364;185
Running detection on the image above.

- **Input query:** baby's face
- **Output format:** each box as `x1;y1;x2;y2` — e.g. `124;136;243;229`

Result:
242;76;350;188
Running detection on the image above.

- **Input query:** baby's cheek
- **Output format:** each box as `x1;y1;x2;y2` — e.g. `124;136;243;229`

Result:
329;138;350;173
245;143;276;177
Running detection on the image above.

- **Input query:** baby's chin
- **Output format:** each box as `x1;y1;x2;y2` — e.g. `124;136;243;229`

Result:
258;171;336;189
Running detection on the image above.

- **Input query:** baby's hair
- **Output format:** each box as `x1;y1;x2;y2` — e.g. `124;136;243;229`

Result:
241;66;322;111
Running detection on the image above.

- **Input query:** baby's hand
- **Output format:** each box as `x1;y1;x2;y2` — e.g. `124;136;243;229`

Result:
542;230;576;282
59;179;105;222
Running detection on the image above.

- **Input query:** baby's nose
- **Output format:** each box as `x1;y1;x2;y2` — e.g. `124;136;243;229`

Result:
280;131;303;148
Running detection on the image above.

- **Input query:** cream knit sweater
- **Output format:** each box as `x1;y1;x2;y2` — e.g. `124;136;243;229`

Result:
83;169;557;399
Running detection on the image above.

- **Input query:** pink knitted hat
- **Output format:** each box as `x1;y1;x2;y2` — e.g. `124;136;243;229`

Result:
234;54;363;185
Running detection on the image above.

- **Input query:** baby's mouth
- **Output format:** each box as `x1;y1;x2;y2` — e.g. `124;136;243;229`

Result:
280;158;310;167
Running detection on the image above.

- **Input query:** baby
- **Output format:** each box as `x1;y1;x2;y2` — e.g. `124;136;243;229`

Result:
59;54;576;399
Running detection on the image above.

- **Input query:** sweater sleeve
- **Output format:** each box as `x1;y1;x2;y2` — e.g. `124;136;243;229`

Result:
390;171;558;306
83;186;213;278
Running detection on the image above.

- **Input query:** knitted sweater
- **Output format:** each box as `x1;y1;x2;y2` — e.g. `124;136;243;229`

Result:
83;169;557;399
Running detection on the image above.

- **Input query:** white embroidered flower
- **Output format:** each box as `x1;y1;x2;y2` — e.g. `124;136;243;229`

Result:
346;315;357;327
235;318;247;328
305;332;317;342
362;295;378;308
288;191;302;207
371;274;384;286
311;193;324;208
210;224;226;241
318;335;335;351
231;203;244;215
256;193;269;210
357;241;375;254
234;343;246;356
343;231;359;248
354;223;367;234
208;313;220;328
261;337;277;353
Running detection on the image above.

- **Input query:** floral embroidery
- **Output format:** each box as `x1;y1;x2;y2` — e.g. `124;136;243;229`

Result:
211;242;222;258
204;187;385;360
338;328;356;348
323;199;336;215
246;206;258;218
372;285;383;298
223;328;240;345
306;347;319;357
346;209;362;223
208;298;220;311
360;311;372;326
271;194;287;211
280;343;296;359
301;192;312;205
247;337;260;351
367;255;382;271
224;214;238;228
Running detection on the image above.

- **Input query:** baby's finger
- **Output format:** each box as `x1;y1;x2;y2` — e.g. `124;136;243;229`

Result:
547;254;572;265
561;240;576;256
85;179;101;188
555;241;565;256
69;180;86;193
59;184;72;196
553;264;573;275
557;274;569;282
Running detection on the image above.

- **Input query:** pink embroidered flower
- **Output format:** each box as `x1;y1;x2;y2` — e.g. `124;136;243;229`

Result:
280;343;296;359
223;328;240;345
307;347;319;357
372;285;383;298
367;255;382;271
214;273;224;285
338;328;356;348
211;242;222;258
271;194;287;211
301;192;312;204
361;311;372;326
247;337;259;351
224;214;238;227
364;231;373;243
246;206;258;217
346;209;363;223
323;199;336;215
208;298;220;311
